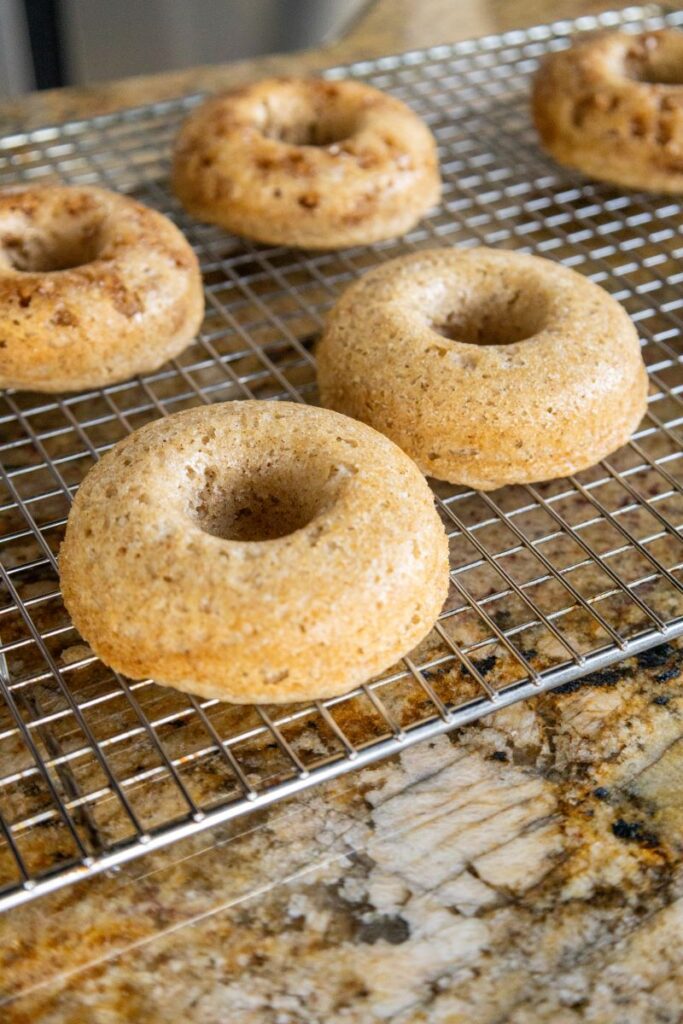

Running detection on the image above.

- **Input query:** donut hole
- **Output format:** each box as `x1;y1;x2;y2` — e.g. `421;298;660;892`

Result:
190;461;339;542
259;99;357;147
261;117;355;147
4;219;106;272
432;287;548;346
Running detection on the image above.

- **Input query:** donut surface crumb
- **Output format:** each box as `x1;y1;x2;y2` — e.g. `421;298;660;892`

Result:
60;401;449;704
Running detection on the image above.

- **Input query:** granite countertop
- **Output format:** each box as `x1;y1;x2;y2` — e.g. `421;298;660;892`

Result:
3;648;683;1022
2;1;683;1021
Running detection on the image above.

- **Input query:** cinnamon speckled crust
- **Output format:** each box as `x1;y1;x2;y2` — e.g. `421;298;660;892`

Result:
316;247;648;491
0;185;204;392
171;77;441;249
532;29;683;192
60;401;449;704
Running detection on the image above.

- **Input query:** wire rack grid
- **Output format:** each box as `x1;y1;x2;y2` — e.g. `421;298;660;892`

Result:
1;4;683;911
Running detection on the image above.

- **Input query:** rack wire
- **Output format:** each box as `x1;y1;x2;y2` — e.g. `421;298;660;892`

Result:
1;4;683;911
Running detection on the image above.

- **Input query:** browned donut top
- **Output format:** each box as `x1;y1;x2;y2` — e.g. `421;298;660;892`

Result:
317;247;647;489
0;185;203;392
60;401;449;704
533;29;683;191
171;77;441;248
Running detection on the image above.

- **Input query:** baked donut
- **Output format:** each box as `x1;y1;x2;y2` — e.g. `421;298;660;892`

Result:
60;401;449;704
171;77;441;249
0;185;204;392
533;29;683;192
316;247;648;491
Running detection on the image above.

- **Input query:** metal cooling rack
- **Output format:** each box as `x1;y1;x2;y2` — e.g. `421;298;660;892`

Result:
1;5;683;911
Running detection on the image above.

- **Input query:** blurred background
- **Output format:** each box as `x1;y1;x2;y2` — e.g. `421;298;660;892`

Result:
0;0;368;96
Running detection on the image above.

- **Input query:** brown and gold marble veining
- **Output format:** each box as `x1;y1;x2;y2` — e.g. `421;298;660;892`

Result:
1;643;683;1021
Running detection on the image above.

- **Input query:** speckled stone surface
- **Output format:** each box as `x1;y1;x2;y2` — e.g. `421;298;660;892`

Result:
1;1;682;1020
2;644;683;1021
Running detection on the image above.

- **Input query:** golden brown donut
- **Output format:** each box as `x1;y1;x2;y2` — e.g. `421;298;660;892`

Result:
0;185;204;392
60;401;449;705
316;247;648;491
533;28;683;192
171;77;441;249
